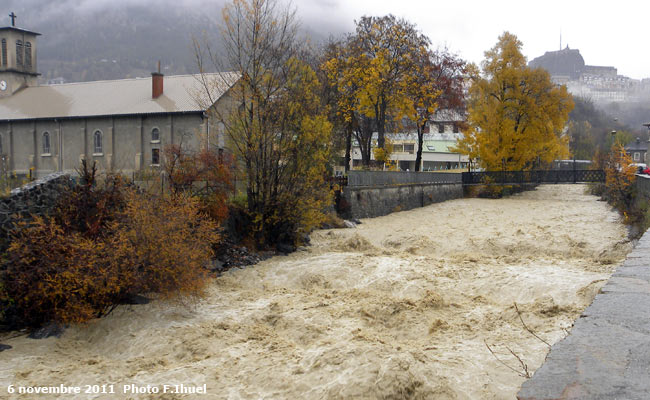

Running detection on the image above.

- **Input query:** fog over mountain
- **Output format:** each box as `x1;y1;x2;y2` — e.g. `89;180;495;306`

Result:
2;0;349;83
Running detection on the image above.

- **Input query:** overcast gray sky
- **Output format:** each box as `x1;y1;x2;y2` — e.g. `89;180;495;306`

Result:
295;0;650;79
6;0;648;79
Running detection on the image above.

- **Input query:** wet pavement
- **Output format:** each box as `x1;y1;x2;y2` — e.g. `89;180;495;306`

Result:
518;231;650;400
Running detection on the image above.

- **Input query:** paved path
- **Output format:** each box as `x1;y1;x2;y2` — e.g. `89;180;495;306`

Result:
518;231;650;400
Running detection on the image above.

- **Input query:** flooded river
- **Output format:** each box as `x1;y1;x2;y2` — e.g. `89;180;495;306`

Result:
0;185;630;399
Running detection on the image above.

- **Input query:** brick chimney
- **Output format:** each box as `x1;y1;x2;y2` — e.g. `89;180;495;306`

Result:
152;61;163;99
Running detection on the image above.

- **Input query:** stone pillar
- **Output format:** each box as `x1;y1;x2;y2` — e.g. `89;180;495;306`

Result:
135;116;143;171
106;118;114;171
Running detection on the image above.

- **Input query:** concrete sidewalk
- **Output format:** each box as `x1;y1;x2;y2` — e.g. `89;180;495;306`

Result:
518;232;650;400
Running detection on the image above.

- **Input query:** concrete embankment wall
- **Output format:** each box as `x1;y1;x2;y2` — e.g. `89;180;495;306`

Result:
340;171;463;219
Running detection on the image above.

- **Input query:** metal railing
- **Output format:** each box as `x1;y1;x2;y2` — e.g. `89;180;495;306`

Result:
461;170;605;185
346;170;461;187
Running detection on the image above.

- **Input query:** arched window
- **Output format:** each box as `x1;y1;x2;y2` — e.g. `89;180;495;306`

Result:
42;131;50;154
151;127;160;142
25;42;32;69
1;39;6;67
16;40;23;66
93;130;103;154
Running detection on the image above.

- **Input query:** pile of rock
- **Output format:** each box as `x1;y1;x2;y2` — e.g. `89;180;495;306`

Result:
0;172;73;244
211;238;265;273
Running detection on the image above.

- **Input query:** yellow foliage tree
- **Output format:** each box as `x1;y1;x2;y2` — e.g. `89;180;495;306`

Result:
195;0;333;247
353;15;428;150
455;32;574;171
604;144;637;220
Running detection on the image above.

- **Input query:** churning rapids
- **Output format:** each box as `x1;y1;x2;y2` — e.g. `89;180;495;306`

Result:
0;185;631;399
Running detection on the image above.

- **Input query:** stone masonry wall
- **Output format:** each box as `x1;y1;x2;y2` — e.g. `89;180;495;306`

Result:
341;183;463;219
0;172;73;244
636;174;650;201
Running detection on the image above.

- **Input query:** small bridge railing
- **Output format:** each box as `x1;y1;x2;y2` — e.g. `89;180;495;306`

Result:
462;169;605;185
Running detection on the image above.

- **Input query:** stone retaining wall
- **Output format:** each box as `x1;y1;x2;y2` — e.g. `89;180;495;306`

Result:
0;172;73;243
636;174;650;200
340;182;463;219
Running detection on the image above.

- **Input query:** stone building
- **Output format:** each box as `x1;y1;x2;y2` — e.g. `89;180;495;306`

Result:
624;137;648;164
0;22;238;178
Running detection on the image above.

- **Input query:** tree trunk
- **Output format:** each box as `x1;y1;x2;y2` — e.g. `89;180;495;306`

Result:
344;127;352;172
415;123;425;172
377;99;387;149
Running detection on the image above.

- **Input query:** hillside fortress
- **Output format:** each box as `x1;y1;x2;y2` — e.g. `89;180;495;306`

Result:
529;46;650;104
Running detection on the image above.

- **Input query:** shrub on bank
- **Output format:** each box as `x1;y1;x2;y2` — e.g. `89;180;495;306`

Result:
0;169;219;328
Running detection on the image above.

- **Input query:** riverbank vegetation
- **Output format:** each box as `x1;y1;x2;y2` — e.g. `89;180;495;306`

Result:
592;145;650;234
0;161;220;330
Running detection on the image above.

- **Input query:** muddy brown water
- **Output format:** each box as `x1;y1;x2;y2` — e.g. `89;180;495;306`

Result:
0;185;630;399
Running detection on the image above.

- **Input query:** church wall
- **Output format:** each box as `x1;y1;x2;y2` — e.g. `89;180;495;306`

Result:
112;117;140;172
5;113;209;178
85;117;113;172
61;119;85;172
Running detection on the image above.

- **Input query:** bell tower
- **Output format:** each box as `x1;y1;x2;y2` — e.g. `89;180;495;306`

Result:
0;12;41;98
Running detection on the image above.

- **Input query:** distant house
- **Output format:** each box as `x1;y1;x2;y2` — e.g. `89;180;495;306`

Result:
350;110;469;171
624;137;648;163
0;22;238;178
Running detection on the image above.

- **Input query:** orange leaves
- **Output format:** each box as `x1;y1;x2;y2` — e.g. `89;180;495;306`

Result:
603;144;637;219
162;145;233;224
457;32;573;171
2;180;219;328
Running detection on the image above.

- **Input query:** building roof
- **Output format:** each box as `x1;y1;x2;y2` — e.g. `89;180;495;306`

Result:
0;26;41;36
625;138;648;152
0;72;239;121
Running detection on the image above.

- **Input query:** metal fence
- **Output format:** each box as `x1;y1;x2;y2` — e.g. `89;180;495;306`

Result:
347;170;461;187
461;169;605;185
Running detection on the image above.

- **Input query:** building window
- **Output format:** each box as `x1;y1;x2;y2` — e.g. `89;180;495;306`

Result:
151;127;160;142
404;144;415;154
393;144;403;153
16;40;23;66
453;124;459;133
1;39;6;67
25;42;32;68
42;131;50;154
93;130;103;154
151;148;160;165
634;152;640;161
438;124;444;133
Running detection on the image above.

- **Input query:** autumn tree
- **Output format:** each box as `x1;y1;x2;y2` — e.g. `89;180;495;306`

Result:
193;0;333;248
353;15;430;150
604;144;637;220
456;32;574;171
402;47;466;171
323;36;375;168
324;15;435;168
162;145;233;223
